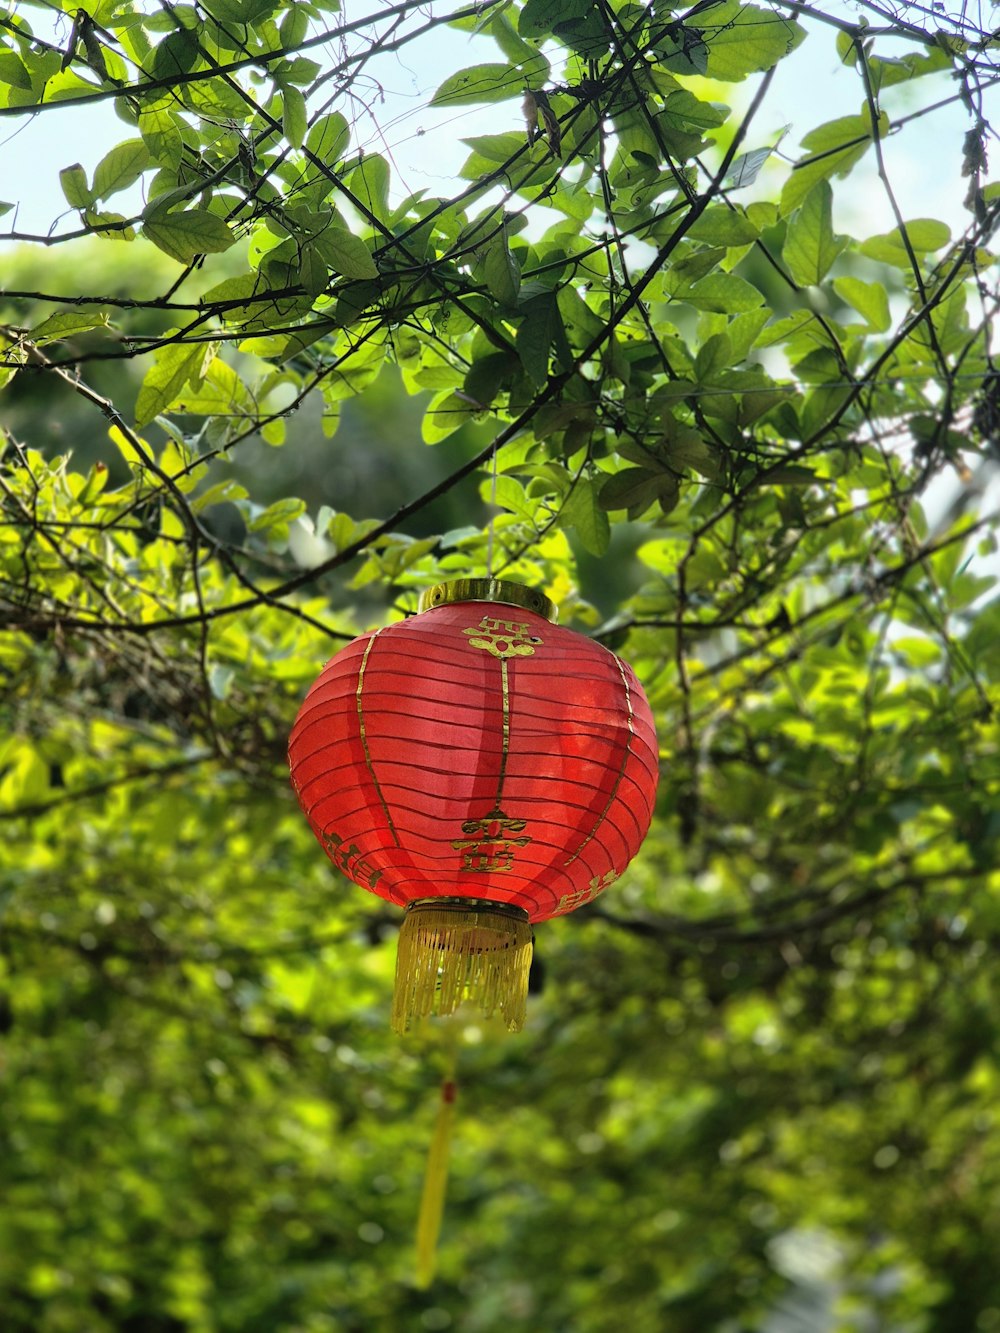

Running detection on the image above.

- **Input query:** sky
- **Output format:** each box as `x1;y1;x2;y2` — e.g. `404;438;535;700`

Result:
0;2;981;242
2;1;996;539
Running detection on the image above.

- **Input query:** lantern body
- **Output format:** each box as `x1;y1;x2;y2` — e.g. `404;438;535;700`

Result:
288;582;658;1028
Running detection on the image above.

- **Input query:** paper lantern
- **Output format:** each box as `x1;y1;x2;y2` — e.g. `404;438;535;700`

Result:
288;579;658;1032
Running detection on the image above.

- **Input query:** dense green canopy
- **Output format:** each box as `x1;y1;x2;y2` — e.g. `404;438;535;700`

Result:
1;0;999;1327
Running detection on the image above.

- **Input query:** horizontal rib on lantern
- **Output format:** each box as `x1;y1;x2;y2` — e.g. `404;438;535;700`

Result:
288;597;659;922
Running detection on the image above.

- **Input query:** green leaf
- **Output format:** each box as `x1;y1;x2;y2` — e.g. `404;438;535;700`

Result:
159;437;207;492
800;382;852;442
208;664;236;700
659;247;726;290
150;28;201;81
891;636;942;668
312;226;378;280
725;144;776;190
758;465;817;486
460;141;558;186
93;139;150;202
59;164;92;210
423;391;475;443
332;279;381;328
0;50;31;89
279;3;309;46
83;209;135;241
489;13;550;81
245;0;282;24
695;332;734;381
687;207;759;247
653;25;709;76
726;309;771;363
191;480;250;512
780;110;888;215
661;90;728;133
136;341;216;427
492;473;536;521
859;219;952;268
0;202;12;219
558;285;605;344
701;1;805;81
305;112;349;165
172;357;254;418
516;294;559;387
833;276;891;331
0;740;48;809
460;132;529;165
298;245;328;298
430;63;524;106
281;57;321;86
142;209;236;263
561;476;610;555
599;466;675;516
326;511;381;551
204;0;279;21
866;47;951;88
520;0;606;51
478;231;520;306
137;106;184;170
203;272;305;327
247;497;306;537
665;429;718;479
463;352;518;408
282;87;307;149
603;333;630;386
666;271;765;314
895;218;952;251
29;312;107;345
782;181;846;286
519;0;583;39
347;154;390;224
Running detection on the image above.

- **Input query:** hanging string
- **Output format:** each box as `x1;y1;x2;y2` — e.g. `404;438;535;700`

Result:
414;1023;461;1288
485;442;499;580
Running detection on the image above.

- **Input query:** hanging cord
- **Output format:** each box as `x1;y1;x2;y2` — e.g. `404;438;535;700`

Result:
414;1023;461;1288
485;441;499;580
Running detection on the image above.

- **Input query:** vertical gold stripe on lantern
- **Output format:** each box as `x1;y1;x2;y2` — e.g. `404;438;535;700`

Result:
563;654;635;867
356;629;401;848
495;657;511;810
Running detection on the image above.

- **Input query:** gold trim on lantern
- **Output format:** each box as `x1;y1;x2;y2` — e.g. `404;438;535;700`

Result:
418;579;558;622
391;899;533;1034
497;658;511;806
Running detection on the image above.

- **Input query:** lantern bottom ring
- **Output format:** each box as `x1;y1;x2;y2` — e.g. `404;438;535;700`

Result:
407;897;529;921
392;899;533;1034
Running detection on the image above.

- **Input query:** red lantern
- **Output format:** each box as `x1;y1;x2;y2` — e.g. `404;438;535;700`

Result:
289;580;658;1032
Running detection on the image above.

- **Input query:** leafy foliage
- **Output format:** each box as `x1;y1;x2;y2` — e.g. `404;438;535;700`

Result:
1;0;1000;1328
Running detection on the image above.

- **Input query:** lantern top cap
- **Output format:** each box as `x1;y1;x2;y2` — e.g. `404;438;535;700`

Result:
417;579;558;622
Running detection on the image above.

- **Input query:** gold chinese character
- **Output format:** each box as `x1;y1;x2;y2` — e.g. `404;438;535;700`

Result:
321;828;383;892
463;615;542;659
557;870;619;912
452;812;531;873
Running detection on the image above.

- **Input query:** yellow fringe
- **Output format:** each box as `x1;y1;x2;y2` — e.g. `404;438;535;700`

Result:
392;902;533;1035
414;1036;459;1289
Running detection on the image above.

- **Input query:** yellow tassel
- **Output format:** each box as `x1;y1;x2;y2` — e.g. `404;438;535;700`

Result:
392;900;533;1035
414;1049;458;1289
